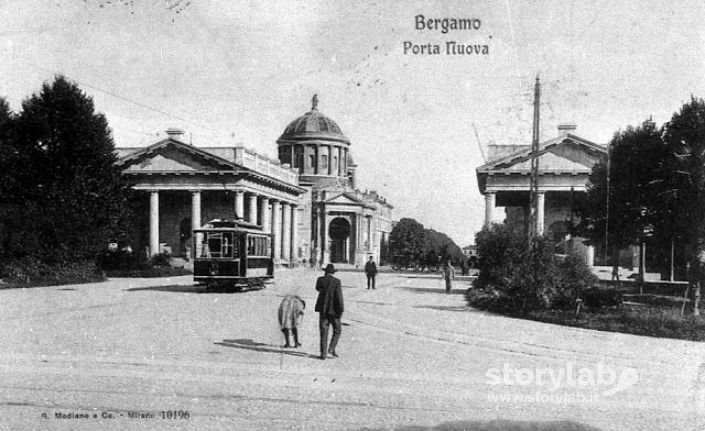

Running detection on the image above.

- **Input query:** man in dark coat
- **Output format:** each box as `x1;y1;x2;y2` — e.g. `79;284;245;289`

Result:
315;264;344;360
364;256;378;289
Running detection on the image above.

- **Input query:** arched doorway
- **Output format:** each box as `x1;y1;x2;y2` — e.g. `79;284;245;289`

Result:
328;217;351;263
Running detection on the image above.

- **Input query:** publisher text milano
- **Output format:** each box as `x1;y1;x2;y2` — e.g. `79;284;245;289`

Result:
404;15;489;56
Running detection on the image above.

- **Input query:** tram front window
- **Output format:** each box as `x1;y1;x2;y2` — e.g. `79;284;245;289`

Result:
201;232;238;258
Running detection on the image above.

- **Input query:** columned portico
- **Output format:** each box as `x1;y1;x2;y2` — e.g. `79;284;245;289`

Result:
149;190;159;256
476;125;607;266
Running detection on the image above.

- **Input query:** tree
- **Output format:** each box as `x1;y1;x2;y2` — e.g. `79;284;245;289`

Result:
662;97;705;273
423;229;464;264
576;120;669;268
389;218;425;263
2;76;132;263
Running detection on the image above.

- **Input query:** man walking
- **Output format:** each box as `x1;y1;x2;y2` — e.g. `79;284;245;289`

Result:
315;264;344;360
364;256;378;289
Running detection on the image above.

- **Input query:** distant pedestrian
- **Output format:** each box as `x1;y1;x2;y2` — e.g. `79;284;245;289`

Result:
278;295;306;348
365;256;378;289
441;260;455;293
461;259;468;276
611;264;620;282
315;264;344;360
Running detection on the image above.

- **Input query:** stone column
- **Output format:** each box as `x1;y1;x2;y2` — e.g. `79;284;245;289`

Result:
314;145;320;175
271;200;281;264
484;192;496;227
327;145;333;175
281;202;291;265
366;215;372;250
149;190;159;256
191;190;202;259
338;147;343;176
261;197;271;234
248;193;258;225
537;192;546;235
235;191;245;220
290;205;298;267
322;210;330;265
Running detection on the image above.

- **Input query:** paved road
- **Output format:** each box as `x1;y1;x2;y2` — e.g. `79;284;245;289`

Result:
0;269;703;430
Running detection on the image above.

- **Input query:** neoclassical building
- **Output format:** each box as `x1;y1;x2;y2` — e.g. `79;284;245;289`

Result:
117;96;393;267
277;96;394;266
476;124;606;265
116;129;305;266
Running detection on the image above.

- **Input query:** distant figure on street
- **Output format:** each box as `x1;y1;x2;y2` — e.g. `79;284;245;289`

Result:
611;264;620;283
365;256;378;289
315;264;344;360
441;260;455;294
278;295;306;348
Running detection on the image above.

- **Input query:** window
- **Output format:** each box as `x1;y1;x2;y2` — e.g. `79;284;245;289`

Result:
247;235;271;257
322;155;328;169
202;232;237;258
309;155;315;168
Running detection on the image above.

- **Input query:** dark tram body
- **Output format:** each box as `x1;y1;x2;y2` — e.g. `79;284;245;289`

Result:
193;219;273;289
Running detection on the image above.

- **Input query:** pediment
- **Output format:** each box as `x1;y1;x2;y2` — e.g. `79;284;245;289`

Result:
118;139;236;172
478;135;606;174
326;193;364;205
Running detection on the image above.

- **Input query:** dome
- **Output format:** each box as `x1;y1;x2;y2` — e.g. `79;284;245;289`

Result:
278;95;350;145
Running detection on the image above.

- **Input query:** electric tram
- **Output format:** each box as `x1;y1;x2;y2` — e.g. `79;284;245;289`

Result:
193;219;274;290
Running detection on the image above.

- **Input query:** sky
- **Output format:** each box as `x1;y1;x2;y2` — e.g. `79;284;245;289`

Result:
1;0;704;246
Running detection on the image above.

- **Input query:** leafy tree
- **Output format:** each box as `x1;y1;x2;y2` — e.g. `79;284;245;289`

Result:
475;223;596;312
2;76;132;263
423;229;464;263
576;121;668;266
662;97;705;273
0;98;16;256
389;218;425;262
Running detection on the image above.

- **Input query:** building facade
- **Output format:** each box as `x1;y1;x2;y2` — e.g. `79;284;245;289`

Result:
476;124;606;265
277;96;393;267
117;96;393;267
116;129;305;267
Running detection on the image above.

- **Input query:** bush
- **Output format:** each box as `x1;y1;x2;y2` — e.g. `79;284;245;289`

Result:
474;224;598;313
582;288;623;308
149;252;172;267
96;248;147;271
0;257;103;287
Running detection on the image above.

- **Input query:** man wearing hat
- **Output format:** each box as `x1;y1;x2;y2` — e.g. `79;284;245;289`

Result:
315;264;344;360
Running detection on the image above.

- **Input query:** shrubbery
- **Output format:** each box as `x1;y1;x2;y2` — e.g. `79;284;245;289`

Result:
473;224;598;313
0;257;103;287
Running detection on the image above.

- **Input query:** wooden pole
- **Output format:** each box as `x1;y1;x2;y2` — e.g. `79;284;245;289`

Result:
528;75;541;244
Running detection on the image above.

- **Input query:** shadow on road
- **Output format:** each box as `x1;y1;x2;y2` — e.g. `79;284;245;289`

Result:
125;285;251;294
363;419;602;431
413;305;479;312
396;286;468;295
215;338;321;359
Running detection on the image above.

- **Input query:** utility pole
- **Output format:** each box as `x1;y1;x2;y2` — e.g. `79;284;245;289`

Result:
528;75;541;244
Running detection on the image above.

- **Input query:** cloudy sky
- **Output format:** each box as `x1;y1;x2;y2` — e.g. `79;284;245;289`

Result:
1;0;703;245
